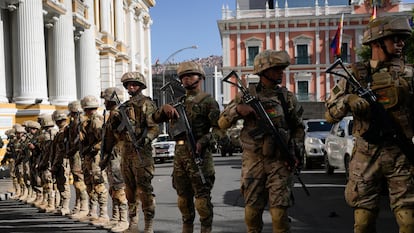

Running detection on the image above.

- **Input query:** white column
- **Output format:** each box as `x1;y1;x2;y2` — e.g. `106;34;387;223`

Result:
115;0;124;42
14;0;48;104
137;15;145;74
0;9;8;102
77;0;100;99
144;18;153;97
100;0;110;33
127;6;137;71
48;0;77;106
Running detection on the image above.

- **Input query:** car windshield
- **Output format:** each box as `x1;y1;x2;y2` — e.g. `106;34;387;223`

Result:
307;121;332;132
157;135;170;142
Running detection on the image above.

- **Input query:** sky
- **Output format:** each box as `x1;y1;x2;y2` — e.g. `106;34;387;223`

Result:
150;0;414;64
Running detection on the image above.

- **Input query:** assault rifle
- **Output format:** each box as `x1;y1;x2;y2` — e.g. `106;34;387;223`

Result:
161;80;206;184
222;71;310;196
112;91;144;163
326;58;414;166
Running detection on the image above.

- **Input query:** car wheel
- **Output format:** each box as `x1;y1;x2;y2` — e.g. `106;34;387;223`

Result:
324;153;334;175
344;154;350;181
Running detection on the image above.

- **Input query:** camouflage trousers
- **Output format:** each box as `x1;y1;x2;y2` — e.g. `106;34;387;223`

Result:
55;158;71;201
345;136;414;211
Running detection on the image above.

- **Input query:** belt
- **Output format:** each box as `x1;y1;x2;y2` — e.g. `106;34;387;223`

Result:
176;140;185;145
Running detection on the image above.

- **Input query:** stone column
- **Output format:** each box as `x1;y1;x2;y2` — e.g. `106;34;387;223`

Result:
100;0;110;33
48;0;77;106
77;0;100;99
14;0;48;104
115;0;124;42
0;9;8;102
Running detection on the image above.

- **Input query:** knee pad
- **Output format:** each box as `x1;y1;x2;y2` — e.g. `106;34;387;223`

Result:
269;207;290;233
94;183;107;194
113;189;128;204
395;209;414;233
245;206;263;231
354;208;377;233
74;181;87;191
195;197;212;219
178;195;195;222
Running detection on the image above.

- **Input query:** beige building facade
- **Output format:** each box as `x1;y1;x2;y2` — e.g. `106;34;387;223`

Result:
0;0;155;135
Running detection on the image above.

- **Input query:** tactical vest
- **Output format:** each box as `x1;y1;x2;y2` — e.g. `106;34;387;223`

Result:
117;96;150;141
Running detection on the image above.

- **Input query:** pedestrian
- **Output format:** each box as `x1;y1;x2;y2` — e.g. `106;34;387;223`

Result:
152;61;225;233
218;50;305;233
78;95;109;226
100;87;129;232
104;71;159;233
50;110;71;216
66;100;89;219
325;15;414;233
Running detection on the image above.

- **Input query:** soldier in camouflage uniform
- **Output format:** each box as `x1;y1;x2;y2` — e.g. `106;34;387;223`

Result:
152;61;225;233
2;128;19;197
105;71;159;233
79;95;109;226
24;121;42;205
325;16;414;233
50;110;71;216
218;50;305;233
37;114;59;213
13;124;28;201
66;101;89;219
100;87;129;232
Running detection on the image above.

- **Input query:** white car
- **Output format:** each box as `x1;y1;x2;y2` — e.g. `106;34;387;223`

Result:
152;134;176;163
303;119;333;169
324;116;354;176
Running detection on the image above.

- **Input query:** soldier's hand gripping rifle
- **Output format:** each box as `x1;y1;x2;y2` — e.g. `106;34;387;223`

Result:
326;58;414;166
161;80;206;184
112;91;144;163
222;71;310;196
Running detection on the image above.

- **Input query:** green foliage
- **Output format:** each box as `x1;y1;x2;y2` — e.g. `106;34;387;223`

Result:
356;45;371;61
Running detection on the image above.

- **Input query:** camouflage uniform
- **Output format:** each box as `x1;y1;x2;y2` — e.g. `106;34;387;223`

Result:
50;110;71;216
79;95;109;226
100;87;129;232
13;124;28;201
24;120;42;204
219;50;305;233
3;128;19;198
105;71;159;233
325;16;414;233
37;114;59;213
66;101;89;219
152;61;224;233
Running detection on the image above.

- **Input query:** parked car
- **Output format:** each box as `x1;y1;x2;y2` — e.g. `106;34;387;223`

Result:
151;134;176;163
324;116;354;177
302;119;333;169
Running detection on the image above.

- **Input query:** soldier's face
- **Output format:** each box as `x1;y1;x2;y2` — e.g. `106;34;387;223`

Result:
126;82;141;96
180;74;201;90
383;35;406;58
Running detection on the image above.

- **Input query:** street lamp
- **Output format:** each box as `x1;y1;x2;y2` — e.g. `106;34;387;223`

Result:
161;45;198;133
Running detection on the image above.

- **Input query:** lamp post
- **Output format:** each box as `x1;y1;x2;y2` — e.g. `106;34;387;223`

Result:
161;45;198;133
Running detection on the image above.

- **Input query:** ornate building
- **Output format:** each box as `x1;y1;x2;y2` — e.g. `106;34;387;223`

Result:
218;0;414;107
0;0;155;133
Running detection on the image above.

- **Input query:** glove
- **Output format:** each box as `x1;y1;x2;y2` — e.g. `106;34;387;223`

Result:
345;94;370;116
236;104;256;117
162;104;179;119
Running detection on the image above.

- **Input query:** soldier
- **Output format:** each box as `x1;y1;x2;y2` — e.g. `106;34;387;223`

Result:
50;110;71;216
152;61;225;233
66;101;89;219
325;16;414;233
79;95;109;226
2;128;18;197
37;114;59;213
13;124;28;201
218;50;305;232
100;87;129;232
24;120;42;204
105;71;159;233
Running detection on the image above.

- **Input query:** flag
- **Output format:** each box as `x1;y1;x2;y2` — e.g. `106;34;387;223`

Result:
330;14;344;58
370;2;377;21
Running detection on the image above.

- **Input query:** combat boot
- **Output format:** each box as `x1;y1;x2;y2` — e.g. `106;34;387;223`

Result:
11;181;20;199
91;206;109;226
70;192;89;220
144;218;154;233
111;203;129;232
182;223;194;233
26;186;35;203
201;225;212;233
78;201;98;222
103;202;119;229
44;191;56;213
57;197;70;216
33;192;43;207
125;215;139;233
18;185;28;201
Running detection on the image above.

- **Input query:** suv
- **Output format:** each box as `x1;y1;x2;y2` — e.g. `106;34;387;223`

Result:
325;116;354;177
152;134;176;163
303;119;333;169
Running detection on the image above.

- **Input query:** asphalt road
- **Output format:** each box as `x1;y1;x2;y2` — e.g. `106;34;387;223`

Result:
0;154;399;232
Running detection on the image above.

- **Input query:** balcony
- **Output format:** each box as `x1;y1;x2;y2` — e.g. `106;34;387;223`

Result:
72;0;90;30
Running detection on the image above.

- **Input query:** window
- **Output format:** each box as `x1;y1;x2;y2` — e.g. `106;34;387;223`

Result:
247;46;259;66
296;44;309;64
297;80;309;101
341;43;349;63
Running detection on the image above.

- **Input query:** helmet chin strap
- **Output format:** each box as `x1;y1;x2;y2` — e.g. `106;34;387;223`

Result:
263;73;282;85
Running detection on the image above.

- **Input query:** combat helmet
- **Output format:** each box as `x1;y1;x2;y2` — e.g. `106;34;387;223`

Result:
25;120;41;130
68;100;83;113
14;124;26;134
52;110;67;122
177;61;205;79
81;95;100;109
253;50;290;74
41;114;55;127
100;87;124;102
121;72;147;89
362;16;412;45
